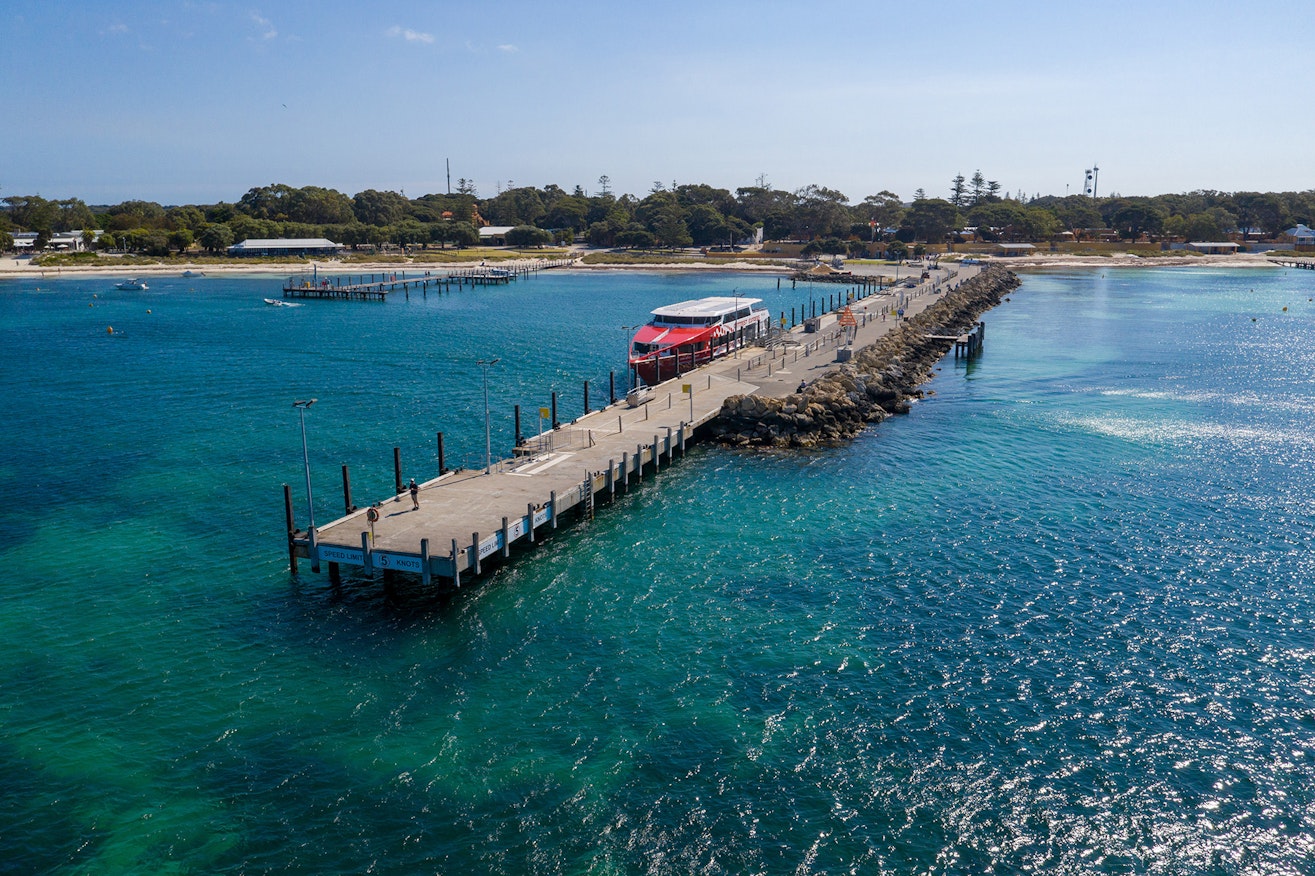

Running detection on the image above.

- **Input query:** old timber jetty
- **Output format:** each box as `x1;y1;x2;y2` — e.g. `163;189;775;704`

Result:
286;265;1019;588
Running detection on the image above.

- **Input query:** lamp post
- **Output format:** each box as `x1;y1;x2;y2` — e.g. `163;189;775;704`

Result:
476;358;500;474
292;398;317;540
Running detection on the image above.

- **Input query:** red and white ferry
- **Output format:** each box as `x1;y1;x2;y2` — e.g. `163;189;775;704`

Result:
628;296;771;386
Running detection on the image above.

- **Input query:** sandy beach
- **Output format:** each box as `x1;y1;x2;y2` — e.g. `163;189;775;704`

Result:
0;250;1293;281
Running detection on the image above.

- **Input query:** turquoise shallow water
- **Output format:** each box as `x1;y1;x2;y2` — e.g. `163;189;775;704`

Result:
2;266;1314;874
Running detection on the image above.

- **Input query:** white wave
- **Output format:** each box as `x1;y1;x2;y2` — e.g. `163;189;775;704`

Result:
1057;413;1315;449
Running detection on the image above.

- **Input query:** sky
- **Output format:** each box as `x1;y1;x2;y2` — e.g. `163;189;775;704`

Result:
3;0;1312;207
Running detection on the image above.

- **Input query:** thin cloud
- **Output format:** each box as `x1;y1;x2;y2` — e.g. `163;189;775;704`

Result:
386;25;434;44
497;44;519;53
250;11;277;40
105;23;130;35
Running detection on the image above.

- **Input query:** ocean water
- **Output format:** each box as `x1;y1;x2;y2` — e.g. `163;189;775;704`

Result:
1;266;1313;874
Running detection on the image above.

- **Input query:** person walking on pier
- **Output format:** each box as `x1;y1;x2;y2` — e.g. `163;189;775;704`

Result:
408;478;419;510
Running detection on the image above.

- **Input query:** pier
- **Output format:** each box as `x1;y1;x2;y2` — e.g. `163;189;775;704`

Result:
929;320;985;358
280;257;576;301
285;262;985;588
1270;256;1315;270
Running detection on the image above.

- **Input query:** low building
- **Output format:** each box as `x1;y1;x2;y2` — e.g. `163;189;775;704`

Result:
10;230;100;252
1284;224;1315;251
478;226;515;246
995;243;1036;256
227;238;344;257
1187;241;1240;254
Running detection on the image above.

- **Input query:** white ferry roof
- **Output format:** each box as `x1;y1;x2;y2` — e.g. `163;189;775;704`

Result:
650;296;763;319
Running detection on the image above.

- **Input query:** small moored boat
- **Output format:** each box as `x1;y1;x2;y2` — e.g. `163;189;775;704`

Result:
115;279;148;290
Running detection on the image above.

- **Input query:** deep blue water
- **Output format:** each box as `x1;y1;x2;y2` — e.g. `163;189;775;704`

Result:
1;266;1313;874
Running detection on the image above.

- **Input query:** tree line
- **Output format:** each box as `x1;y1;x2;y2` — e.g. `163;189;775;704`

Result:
2;175;1313;257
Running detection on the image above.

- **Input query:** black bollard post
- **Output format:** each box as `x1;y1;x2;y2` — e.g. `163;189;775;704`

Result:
342;464;353;514
610;371;616;405
393;446;402;495
437;431;447;474
284;483;297;574
551;391;559;430
514;405;522;447
584;380;590;415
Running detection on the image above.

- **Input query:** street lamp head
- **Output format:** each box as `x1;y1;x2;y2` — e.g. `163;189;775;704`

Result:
293;398;317;409
476;358;500;367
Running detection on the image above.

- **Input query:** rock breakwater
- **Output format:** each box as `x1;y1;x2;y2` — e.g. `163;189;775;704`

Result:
711;265;1021;447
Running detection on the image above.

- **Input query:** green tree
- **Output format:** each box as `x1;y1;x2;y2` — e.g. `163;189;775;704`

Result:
3;195;56;231
506;224;552;247
107;200;166;230
615;225;656;248
168;228;194;254
544;195;588;231
901;198;958;243
484;187;546;227
447;221;479;248
859;191;904;240
390;219;427;249
949;174;967;208
166;205;206;233
288;186;355;224
352;189;409;226
55;198;96;232
238;183;296;219
653;207;692;249
1109;200;1167;242
684;203;728;246
793;184;850;239
1233;192;1286;237
968;171;986;205
198;223;235;254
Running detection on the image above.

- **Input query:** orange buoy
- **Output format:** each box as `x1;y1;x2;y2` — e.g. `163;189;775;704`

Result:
107;326;114;334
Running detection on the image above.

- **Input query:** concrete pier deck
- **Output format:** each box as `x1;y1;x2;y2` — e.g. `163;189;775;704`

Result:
291;261;980;583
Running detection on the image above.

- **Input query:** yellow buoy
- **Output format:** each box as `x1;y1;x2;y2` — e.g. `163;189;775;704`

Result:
107;326;114;334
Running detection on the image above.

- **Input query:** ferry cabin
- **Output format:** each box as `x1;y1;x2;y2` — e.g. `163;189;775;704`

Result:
629;296;769;386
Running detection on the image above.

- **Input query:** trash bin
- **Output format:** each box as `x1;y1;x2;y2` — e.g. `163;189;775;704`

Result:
804;317;821;333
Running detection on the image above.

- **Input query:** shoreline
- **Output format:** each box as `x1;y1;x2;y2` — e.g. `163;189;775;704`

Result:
0;251;1291;281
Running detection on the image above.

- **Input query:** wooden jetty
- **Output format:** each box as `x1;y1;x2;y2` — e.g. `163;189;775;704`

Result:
281;258;576;301
929;321;985;358
284;263;981;588
1270;256;1315;270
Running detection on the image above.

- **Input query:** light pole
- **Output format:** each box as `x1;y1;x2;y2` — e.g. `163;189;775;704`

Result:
293;399;317;540
476;358;500;474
